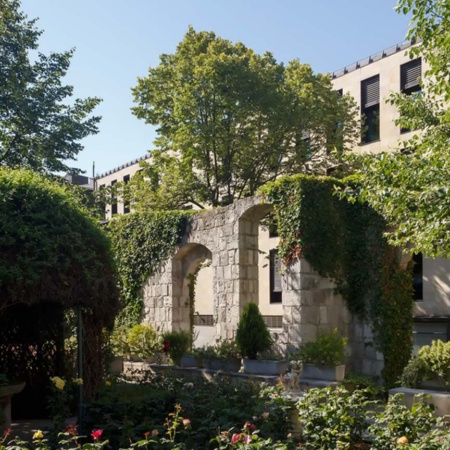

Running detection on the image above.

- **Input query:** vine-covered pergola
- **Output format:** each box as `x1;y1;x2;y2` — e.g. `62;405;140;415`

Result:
0;168;119;418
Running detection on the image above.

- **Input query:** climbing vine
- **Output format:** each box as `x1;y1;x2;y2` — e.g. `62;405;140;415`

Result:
187;272;197;346
107;210;193;325
261;174;413;387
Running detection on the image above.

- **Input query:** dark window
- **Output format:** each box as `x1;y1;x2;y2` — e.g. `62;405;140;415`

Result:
270;249;282;303
123;175;130;214
412;253;423;301
110;180;117;215
400;58;422;133
361;75;380;144
401;58;422;95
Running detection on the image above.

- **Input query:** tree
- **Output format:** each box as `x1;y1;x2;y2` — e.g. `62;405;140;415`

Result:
130;27;359;209
344;0;450;258
0;0;101;173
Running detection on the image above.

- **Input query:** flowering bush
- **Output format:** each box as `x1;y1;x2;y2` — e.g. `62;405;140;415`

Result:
83;372;295;448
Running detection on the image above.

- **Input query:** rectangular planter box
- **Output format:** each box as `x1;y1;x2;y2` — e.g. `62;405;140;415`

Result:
302;364;345;382
390;387;450;421
243;359;288;376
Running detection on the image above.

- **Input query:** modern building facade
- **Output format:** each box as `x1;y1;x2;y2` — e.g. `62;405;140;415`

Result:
331;40;450;350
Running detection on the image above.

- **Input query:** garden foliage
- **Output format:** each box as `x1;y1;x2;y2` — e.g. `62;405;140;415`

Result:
0;168;118;319
107;210;193;325
236;303;273;360
261;174;413;387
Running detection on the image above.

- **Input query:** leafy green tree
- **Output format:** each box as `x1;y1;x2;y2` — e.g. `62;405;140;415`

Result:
131;27;359;209
0;0;101;173
345;0;450;257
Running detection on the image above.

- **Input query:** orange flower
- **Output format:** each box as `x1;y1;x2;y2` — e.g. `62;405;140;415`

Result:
397;436;409;445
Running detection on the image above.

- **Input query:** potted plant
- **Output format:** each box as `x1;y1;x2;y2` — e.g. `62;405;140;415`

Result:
202;340;241;372
162;329;192;366
126;324;162;363
236;303;287;375
107;325;130;373
292;328;347;381
180;347;205;368
400;340;450;391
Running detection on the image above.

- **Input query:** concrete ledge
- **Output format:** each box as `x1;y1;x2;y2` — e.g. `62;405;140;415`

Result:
124;361;282;384
389;387;450;420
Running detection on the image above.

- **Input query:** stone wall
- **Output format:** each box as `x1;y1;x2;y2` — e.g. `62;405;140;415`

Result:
141;195;384;378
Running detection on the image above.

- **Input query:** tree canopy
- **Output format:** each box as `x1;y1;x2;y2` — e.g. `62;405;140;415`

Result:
345;0;450;258
0;0;101;173
130;27;359;209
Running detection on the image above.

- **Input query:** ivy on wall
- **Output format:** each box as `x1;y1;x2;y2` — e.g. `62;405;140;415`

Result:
107;211;193;325
261;174;413;387
0;168;118;322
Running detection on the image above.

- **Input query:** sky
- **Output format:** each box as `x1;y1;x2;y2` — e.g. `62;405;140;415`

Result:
19;0;412;178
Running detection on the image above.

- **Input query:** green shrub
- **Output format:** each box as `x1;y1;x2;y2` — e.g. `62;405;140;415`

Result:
293;328;347;365
297;386;374;449
369;393;438;450
399;357;427;388
162;329;192;365
126;324;162;360
236;303;272;360
418;340;450;389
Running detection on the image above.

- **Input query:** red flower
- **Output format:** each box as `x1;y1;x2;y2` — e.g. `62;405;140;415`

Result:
91;429;103;441
3;428;12;437
244;421;256;433
244;435;252;444
66;424;79;436
163;340;170;354
231;433;242;444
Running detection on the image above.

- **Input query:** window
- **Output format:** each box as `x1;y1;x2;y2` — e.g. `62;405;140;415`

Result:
123;175;130;214
269;249;282;303
110;180;117;215
400;58;422;133
412;252;423;301
361;75;380;144
401;58;422;95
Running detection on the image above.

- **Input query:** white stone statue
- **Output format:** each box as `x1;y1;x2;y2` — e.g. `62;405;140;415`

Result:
288;360;303;390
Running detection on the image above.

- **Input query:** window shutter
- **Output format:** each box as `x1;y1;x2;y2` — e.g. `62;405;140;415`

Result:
401;58;421;90
362;75;380;108
271;250;282;293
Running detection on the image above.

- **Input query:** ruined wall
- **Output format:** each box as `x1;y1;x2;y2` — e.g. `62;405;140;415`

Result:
141;195;383;377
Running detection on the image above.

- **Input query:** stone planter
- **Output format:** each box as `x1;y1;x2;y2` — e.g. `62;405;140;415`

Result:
204;357;241;372
243;359;288;376
180;354;203;368
390;387;450;421
302;364;345;381
0;383;26;430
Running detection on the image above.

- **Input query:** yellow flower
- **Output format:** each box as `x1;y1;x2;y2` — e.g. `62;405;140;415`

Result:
33;430;44;440
105;380;112;387
50;376;65;390
72;378;83;385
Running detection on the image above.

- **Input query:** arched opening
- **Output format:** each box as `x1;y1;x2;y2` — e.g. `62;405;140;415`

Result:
237;202;273;314
173;243;213;345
